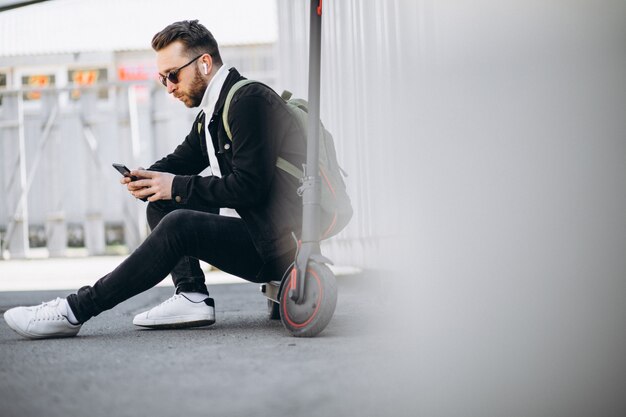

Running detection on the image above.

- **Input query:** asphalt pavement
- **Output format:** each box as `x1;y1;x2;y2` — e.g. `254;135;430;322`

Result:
0;273;412;417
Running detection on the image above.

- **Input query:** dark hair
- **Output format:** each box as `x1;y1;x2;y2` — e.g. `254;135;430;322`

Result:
152;20;223;65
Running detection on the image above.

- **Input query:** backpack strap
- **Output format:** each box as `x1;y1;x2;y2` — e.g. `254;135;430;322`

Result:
276;157;303;179
223;79;258;140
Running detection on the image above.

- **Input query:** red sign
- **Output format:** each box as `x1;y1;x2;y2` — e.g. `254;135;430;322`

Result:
118;65;154;81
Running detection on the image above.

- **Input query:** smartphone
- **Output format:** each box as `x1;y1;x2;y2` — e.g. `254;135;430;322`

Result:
112;163;138;181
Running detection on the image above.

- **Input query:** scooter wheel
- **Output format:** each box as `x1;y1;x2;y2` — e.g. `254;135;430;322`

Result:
280;262;337;337
267;299;281;320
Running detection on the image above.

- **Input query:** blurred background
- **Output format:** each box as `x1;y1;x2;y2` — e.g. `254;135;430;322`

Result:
1;0;626;416
0;0;281;258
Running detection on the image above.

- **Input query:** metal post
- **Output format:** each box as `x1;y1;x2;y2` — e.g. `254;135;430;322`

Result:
16;93;29;258
0;92;26;259
42;90;67;257
128;85;148;243
3;93;31;258
291;0;324;302
301;0;323;243
80;89;106;255
117;85;141;251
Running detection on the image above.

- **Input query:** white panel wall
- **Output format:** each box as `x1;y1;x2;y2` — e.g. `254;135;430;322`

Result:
277;2;626;416
277;0;626;273
277;0;420;269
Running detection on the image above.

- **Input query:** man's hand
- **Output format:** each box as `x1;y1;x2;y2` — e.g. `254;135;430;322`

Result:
119;166;144;187
124;169;175;202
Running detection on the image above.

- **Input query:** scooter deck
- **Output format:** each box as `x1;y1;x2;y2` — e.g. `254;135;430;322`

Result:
260;280;281;303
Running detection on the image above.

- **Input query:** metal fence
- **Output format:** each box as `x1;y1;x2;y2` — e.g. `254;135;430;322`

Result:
0;81;201;258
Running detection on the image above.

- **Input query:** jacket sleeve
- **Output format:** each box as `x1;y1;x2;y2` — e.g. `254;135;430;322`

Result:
171;94;282;208
148;115;209;175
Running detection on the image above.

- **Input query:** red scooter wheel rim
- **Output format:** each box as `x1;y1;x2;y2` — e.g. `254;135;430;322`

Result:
281;268;323;329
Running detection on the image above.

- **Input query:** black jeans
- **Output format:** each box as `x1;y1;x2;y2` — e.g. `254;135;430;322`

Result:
67;203;273;324
146;200;218;295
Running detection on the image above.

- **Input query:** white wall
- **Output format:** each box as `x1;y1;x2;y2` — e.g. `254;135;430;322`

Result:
277;0;415;269
277;1;626;416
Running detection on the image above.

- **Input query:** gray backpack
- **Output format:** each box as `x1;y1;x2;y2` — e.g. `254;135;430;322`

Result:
223;80;352;239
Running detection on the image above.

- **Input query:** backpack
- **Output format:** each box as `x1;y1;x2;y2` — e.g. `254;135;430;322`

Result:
223;79;353;239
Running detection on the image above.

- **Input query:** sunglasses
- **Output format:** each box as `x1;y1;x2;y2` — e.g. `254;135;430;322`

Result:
158;54;203;87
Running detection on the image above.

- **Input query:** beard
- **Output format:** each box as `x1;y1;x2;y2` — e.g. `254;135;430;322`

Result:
183;66;208;108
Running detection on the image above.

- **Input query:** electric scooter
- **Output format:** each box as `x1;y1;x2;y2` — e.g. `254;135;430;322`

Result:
260;0;338;337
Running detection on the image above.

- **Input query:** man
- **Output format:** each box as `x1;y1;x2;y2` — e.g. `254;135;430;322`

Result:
3;20;305;339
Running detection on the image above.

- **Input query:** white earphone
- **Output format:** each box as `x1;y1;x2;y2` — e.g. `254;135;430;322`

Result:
202;63;208;75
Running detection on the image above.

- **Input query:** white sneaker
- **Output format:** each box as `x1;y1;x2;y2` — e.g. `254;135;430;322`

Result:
133;294;215;329
3;298;81;339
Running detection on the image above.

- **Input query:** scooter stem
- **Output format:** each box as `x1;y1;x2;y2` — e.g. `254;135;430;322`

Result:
290;0;324;304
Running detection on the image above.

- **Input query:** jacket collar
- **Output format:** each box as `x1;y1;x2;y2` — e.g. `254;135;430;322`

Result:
212;67;245;117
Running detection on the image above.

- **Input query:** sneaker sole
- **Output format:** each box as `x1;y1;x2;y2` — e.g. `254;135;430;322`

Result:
133;317;216;329
3;310;79;340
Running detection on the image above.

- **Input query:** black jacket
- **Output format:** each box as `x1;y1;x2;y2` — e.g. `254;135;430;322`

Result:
149;68;306;278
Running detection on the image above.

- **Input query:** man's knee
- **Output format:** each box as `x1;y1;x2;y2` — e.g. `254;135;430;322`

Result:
158;209;194;232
